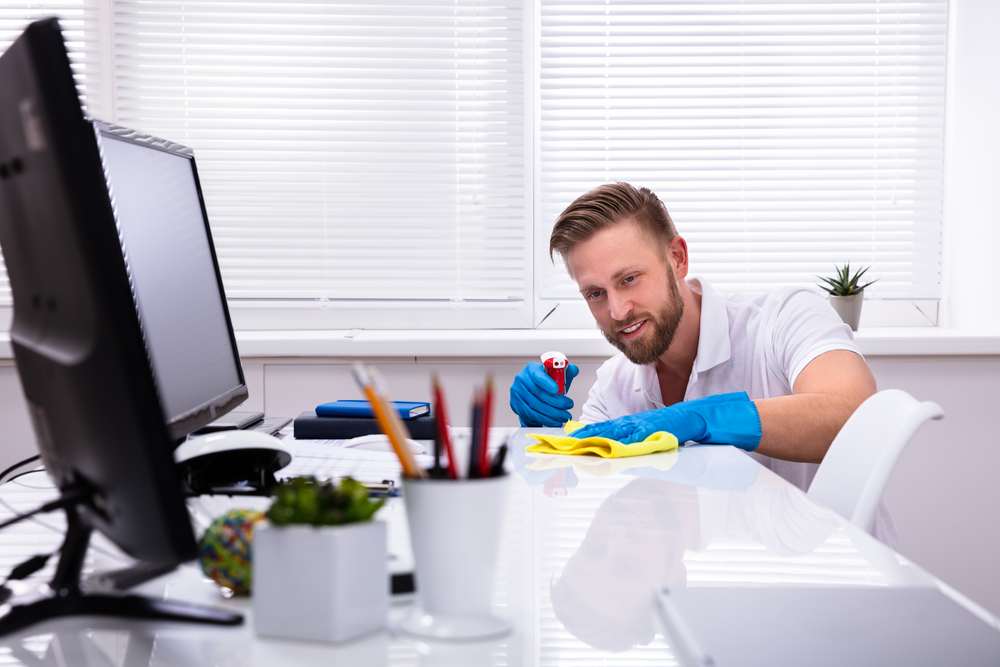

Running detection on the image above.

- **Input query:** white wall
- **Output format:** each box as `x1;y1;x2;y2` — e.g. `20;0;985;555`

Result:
940;0;1000;331
872;357;1000;619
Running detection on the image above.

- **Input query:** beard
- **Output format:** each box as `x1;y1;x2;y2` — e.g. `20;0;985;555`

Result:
599;270;684;366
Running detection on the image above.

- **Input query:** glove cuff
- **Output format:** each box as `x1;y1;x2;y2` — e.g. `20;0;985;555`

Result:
697;393;762;452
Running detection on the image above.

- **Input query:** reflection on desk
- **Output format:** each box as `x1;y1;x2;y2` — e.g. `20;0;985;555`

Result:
0;427;995;666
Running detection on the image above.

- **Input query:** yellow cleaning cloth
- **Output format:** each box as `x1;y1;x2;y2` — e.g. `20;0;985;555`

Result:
526;424;679;459
526;448;678;476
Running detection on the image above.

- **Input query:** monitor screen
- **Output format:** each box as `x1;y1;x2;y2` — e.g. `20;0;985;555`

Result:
97;127;246;438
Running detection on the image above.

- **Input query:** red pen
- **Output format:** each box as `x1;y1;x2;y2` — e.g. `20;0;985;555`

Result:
432;376;459;479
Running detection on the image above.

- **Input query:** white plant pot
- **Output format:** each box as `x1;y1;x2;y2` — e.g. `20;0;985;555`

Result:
829;291;864;331
253;520;387;642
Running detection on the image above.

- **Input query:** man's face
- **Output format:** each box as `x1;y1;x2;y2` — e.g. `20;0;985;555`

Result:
566;221;684;366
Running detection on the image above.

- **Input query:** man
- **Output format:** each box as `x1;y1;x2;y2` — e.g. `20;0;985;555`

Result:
510;182;879;498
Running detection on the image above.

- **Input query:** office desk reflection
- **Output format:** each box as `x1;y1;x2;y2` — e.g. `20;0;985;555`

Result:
0;427;976;666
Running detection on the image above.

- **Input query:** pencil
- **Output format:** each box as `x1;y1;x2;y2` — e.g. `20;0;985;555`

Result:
352;364;426;479
369;368;426;479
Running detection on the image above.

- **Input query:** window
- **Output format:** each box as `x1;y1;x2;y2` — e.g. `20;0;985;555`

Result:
536;1;947;328
0;1;948;330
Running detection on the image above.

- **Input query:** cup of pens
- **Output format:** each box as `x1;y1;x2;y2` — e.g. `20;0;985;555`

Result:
351;364;511;640
403;376;510;639
400;473;510;640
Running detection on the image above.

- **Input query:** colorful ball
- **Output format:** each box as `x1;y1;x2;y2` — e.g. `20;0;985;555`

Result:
199;508;264;596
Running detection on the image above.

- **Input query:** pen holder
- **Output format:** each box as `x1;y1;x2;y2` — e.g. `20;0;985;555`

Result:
400;475;511;640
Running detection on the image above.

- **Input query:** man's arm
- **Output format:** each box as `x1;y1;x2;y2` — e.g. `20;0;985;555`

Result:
753;349;876;464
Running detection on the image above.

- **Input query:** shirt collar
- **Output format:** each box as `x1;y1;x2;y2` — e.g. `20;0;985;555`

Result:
688;276;732;374
631;276;732;400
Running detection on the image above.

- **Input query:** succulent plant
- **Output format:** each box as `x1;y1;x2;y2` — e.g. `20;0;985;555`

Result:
266;476;384;527
817;263;878;297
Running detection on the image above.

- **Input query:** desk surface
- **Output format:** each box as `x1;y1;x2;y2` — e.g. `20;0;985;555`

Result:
0;428;996;666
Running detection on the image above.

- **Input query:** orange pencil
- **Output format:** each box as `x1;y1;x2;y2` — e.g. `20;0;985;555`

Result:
352;364;426;479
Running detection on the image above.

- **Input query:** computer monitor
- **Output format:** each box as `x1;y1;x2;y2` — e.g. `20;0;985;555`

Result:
95;121;247;441
0;18;243;634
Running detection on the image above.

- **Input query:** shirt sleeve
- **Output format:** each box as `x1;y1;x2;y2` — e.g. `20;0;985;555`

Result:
579;375;612;423
768;288;863;389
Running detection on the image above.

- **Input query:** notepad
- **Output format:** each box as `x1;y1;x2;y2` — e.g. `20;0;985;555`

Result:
316;400;430;419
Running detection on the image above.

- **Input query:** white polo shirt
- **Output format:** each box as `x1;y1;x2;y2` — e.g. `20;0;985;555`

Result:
580;277;898;546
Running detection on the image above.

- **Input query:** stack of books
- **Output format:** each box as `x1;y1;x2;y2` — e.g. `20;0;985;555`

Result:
293;400;437;440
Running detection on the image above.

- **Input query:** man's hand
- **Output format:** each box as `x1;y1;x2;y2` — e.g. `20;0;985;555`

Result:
509;362;580;427
571;392;762;451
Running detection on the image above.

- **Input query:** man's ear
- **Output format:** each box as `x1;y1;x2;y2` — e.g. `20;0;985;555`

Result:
667;236;689;279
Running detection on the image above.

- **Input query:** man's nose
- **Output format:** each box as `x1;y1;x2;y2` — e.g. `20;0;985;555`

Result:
608;290;632;322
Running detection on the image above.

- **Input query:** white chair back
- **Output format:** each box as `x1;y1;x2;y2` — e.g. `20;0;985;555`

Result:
807;388;943;534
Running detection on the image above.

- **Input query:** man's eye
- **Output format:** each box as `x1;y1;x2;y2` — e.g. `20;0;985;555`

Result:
623;275;636;284
588;290;603;300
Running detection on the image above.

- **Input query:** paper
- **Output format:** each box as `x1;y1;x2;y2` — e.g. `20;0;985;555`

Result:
279;438;433;484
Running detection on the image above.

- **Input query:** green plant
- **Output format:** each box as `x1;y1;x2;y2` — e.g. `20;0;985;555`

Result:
817;263;878;297
266;476;384;527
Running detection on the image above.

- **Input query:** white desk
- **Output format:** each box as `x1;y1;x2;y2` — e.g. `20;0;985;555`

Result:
0;427;997;666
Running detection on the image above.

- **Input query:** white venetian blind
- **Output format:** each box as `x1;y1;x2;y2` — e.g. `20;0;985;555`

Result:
112;0;528;309
539;0;947;301
0;2;104;307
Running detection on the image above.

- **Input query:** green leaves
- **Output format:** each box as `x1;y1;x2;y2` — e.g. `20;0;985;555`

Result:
817;263;878;296
266;476;384;527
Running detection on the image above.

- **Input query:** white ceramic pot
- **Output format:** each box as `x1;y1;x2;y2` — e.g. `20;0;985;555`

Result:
829;291;864;331
253;520;387;642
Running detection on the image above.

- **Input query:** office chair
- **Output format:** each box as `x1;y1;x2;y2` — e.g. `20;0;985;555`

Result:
807;389;944;535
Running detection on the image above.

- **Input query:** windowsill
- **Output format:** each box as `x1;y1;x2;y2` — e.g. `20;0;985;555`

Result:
5;328;1000;361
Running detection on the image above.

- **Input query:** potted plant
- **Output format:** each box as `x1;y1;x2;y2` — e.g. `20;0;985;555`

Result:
253;476;388;642
818;263;878;331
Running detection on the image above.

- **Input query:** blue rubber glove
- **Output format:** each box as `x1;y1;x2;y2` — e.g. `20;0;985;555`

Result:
509;362;581;427
570;392;762;452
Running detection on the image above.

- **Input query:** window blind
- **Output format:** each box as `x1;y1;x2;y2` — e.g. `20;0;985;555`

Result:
112;0;529;321
538;0;948;304
0;2;104;307
0;2;950;328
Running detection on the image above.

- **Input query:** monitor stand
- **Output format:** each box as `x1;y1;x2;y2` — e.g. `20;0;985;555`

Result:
0;504;242;638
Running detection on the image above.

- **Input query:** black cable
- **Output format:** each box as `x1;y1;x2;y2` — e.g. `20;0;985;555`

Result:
0;490;123;561
0;486;84;604
2;468;46;485
0;486;92;532
0;454;41;485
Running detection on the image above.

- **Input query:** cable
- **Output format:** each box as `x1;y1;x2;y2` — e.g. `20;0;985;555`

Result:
0;489;124;561
0;454;41;485
2;468;46;485
0;487;92;532
0;549;60;604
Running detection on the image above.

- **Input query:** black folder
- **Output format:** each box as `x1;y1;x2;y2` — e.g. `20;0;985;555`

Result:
292;410;437;440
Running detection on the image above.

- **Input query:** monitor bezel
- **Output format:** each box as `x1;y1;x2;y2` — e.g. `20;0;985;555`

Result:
93;121;248;441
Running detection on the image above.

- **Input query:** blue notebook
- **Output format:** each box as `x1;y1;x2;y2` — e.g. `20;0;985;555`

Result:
316;399;430;420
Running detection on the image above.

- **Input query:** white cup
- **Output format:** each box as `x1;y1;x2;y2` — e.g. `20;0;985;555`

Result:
400;475;511;640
